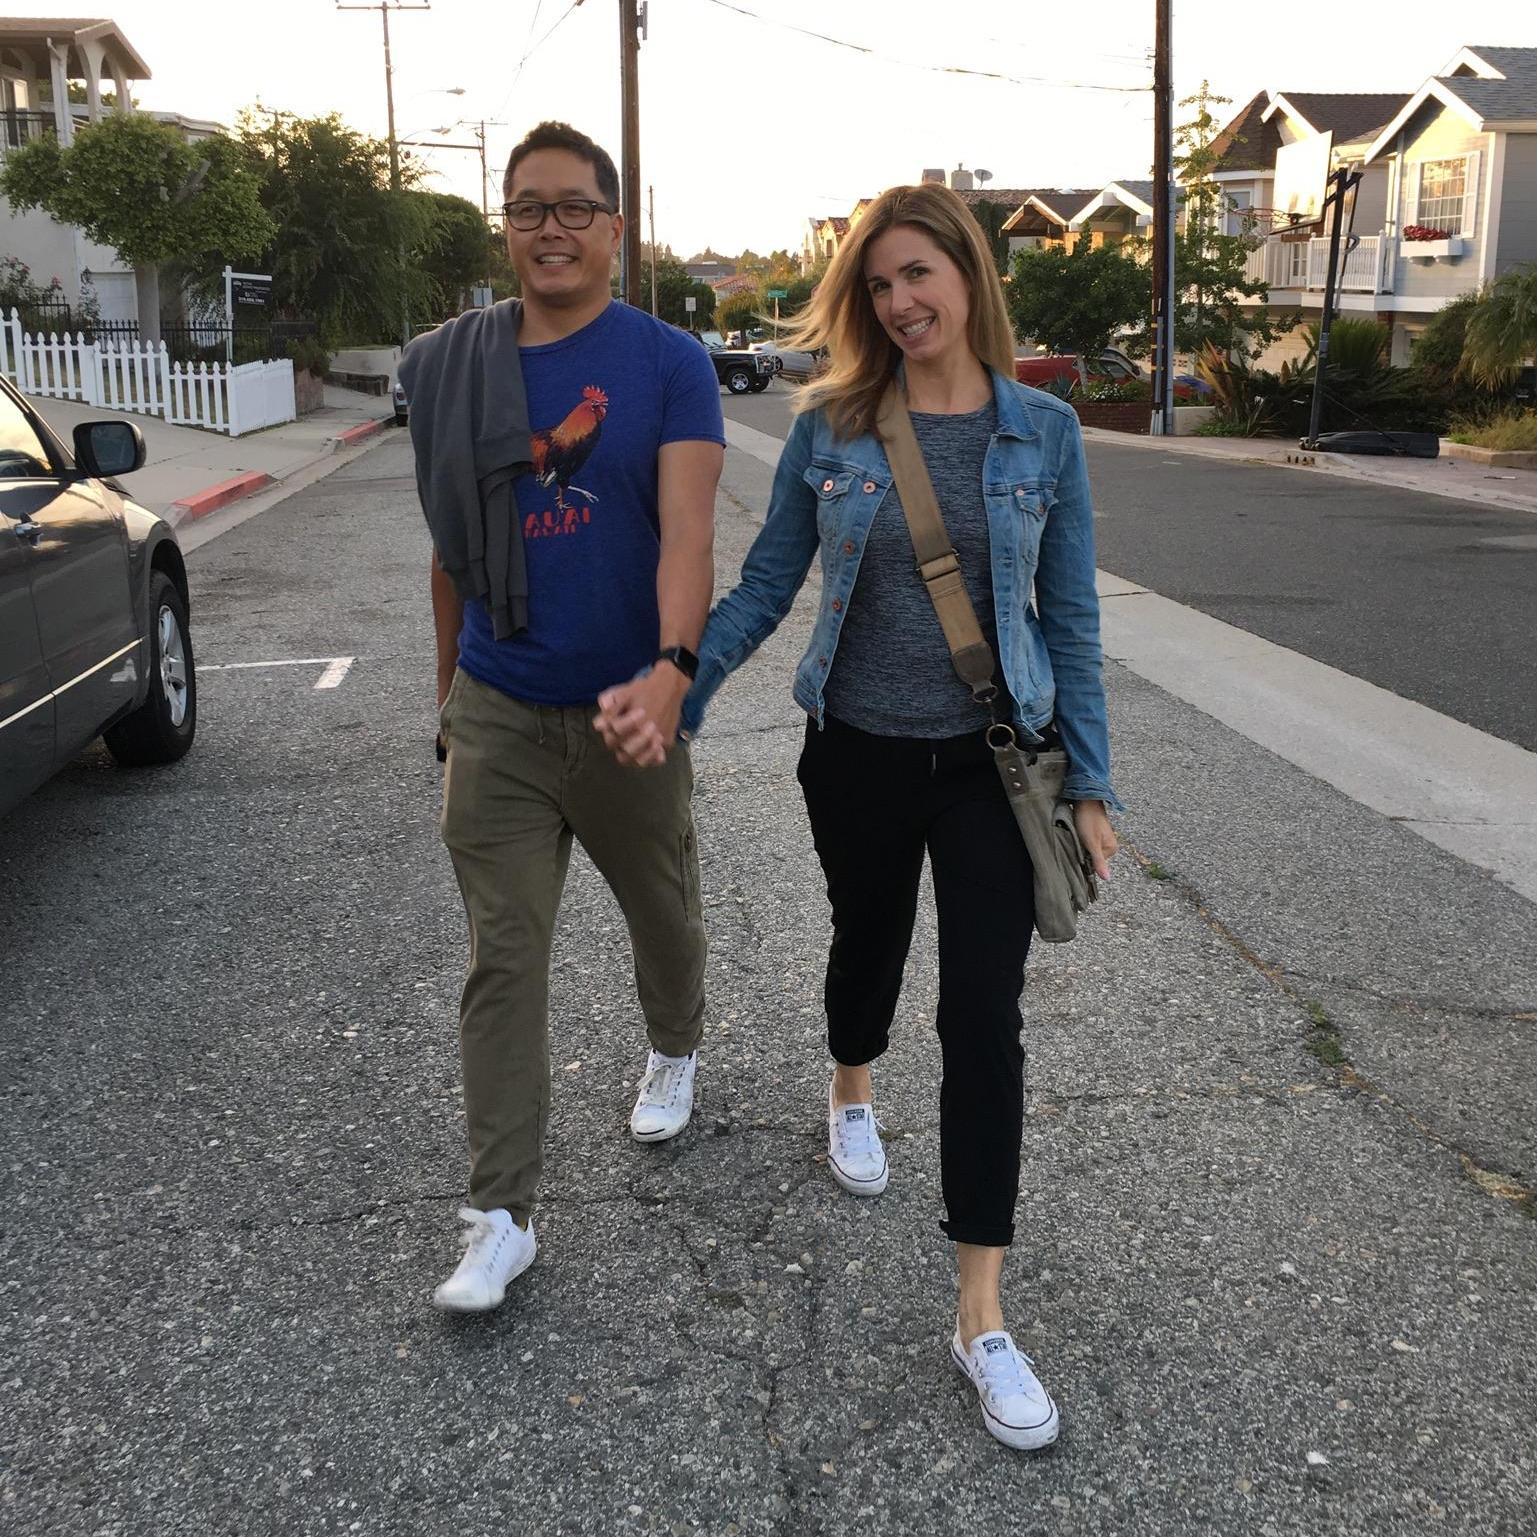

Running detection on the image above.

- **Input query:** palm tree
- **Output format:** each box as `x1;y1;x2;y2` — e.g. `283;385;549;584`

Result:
1460;264;1537;388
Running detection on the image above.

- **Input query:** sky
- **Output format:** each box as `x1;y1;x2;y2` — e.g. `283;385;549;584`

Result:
102;0;1536;258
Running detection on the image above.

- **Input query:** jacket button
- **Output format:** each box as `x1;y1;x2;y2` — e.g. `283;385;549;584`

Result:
842;541;855;555
822;478;835;492
863;480;876;493
819;656;828;667
831;598;843;612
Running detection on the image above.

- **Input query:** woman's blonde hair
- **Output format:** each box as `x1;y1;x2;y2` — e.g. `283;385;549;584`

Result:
783;182;1017;441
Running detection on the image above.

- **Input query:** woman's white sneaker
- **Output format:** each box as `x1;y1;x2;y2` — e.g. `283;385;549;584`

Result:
432;1207;536;1312
826;1080;888;1196
630;1049;697;1142
951;1328;1060;1450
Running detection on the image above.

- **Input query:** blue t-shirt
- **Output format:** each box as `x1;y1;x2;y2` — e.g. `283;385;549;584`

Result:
457;302;725;706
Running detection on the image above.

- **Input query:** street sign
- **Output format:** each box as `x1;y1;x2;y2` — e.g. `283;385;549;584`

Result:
471;286;493;309
230;275;272;307
766;288;788;299
685;296;697;312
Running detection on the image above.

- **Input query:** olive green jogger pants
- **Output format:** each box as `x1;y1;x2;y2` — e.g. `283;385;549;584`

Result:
439;667;706;1223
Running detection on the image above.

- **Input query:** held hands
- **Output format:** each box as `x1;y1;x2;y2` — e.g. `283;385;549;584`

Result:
594;663;691;769
1073;799;1119;881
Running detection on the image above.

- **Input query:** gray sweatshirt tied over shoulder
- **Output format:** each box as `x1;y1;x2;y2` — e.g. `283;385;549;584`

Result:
398;298;534;639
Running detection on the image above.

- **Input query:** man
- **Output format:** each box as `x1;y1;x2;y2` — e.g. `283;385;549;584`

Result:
404;121;724;1312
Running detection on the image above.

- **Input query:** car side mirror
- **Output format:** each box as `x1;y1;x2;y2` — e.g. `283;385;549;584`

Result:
74;420;147;478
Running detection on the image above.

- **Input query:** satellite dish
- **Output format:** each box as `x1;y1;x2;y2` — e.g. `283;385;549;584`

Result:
975;168;994;186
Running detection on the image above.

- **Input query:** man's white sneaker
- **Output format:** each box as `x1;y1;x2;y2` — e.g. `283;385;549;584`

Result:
629;1049;697;1142
827;1081;888;1196
432;1207;536;1312
951;1328;1060;1451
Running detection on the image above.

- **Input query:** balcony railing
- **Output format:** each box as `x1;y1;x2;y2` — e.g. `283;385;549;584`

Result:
1243;233;1390;294
0;110;58;152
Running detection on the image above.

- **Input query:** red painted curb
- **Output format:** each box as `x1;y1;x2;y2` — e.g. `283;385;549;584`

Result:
332;417;391;448
169;470;275;523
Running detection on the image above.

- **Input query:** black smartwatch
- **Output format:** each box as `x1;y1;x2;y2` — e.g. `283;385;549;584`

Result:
655;644;699;681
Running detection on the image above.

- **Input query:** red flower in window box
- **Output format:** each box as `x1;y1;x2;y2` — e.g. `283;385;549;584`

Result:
1403;225;1454;242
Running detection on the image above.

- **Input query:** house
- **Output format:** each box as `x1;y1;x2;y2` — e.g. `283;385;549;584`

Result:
1065;181;1157;250
1216;46;1537;367
0;18;222;326
685;259;736;283
999;191;1090;257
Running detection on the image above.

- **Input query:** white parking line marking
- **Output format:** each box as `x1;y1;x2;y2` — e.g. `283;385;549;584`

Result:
200;657;358;689
313;657;355;690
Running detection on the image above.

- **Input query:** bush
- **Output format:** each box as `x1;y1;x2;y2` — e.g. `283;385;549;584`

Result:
286;335;331;377
1080;378;1151;403
1447;411;1537;451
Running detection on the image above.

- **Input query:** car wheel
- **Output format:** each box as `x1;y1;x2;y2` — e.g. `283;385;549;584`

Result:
725;368;752;394
104;570;197;767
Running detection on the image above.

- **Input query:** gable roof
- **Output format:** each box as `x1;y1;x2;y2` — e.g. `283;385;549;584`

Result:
0;17;150;76
1210;91;1283;172
1264;91;1406;144
1365;45;1537;161
1000;189;1091;230
1067;181;1156;227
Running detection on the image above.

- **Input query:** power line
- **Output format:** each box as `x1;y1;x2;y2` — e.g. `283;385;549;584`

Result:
492;0;587;122
696;0;1149;94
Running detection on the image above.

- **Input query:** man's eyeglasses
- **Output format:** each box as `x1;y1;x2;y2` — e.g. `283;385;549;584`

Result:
502;198;615;232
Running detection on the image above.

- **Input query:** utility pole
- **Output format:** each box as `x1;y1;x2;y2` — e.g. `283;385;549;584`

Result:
619;0;645;305
1149;0;1175;436
337;1;431;341
648;184;658;316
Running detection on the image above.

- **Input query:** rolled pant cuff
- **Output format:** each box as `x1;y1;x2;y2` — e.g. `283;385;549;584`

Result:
940;1218;1015;1247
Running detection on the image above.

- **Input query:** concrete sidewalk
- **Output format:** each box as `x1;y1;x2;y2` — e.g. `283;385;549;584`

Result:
26;381;396;524
1080;423;1537;515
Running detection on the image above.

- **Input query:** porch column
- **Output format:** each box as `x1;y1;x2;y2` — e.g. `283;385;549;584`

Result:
46;39;72;144
79;37;104;123
109;60;131;113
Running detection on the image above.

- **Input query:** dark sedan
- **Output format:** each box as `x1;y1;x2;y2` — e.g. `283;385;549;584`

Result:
1;378;196;815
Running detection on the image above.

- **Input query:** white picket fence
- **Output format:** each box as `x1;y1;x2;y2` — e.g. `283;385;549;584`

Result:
0;309;296;436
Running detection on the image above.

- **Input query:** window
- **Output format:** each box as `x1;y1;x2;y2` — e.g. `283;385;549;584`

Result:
1418;158;1468;231
1224;189;1254;237
0;391;53;479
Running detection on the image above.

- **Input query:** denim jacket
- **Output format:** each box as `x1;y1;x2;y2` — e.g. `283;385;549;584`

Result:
681;369;1121;809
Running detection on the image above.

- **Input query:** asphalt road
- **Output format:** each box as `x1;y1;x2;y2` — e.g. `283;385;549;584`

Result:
722;388;1537;751
2;426;1534;1536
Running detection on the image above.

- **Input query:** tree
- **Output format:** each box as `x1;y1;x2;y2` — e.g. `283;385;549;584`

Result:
966;199;1014;276
1167;80;1289;356
1461;264;1537;388
410;191;488;319
1008;244;1148;377
222;111;437;345
716;286;763;336
645;247;714;327
0;113;272;343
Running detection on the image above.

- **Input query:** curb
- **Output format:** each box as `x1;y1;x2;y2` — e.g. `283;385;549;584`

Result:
329;416;393;450
163;416;394;529
167;471;274;526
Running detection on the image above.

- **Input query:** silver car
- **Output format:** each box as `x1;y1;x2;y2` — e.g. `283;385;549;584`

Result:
1;378;196;815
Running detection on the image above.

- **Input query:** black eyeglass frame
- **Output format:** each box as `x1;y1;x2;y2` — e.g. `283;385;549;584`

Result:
501;198;616;231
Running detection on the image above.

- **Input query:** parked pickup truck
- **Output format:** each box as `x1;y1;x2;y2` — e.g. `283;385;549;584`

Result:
690;331;779;394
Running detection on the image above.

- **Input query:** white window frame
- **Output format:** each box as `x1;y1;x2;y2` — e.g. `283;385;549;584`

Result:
1407;151;1481;238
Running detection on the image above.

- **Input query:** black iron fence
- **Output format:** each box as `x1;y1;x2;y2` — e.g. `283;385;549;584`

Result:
0;110;57;151
3;303;319;365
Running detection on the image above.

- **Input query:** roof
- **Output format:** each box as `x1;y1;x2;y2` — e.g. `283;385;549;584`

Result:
1210;91;1283;172
1000;189;1092;230
1066;181;1158;227
1265;92;1406;143
821;215;850;234
1365;45;1537;161
0;17;150;76
951;187;1037;209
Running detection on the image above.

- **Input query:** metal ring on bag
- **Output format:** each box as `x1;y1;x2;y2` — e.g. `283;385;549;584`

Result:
986;723;1017;749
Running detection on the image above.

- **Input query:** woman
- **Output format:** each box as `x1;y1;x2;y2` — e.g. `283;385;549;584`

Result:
603;183;1120;1450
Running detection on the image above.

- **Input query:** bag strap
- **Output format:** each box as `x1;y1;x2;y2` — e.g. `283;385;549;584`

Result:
873;380;1004;721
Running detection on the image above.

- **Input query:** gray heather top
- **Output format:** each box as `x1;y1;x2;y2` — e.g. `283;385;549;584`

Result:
824;400;1006;739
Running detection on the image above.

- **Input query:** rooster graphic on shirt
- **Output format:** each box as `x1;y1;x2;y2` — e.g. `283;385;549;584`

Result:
522;385;607;538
